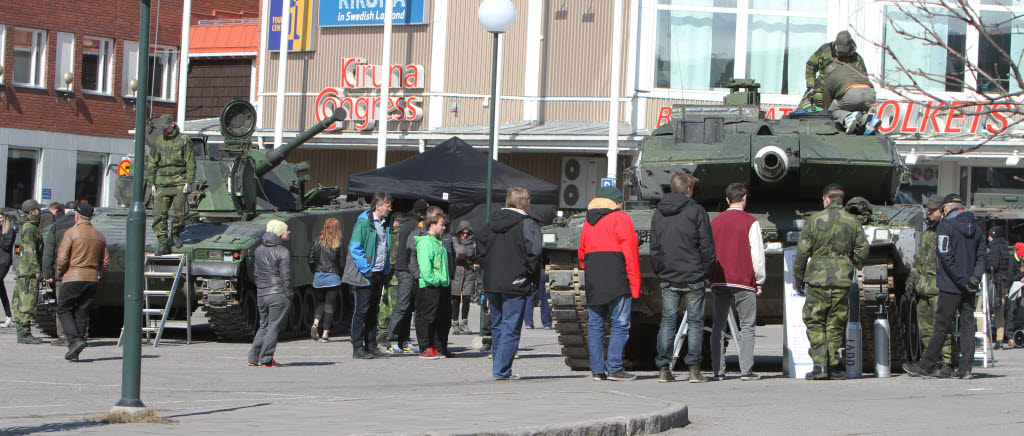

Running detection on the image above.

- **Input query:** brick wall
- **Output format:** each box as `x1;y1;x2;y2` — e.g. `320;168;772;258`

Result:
193;0;259;14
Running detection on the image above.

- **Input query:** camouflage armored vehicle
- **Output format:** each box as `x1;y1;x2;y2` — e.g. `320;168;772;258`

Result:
36;101;363;340
542;80;923;372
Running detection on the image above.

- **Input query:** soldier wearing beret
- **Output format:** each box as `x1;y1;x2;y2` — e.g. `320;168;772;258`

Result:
146;114;194;255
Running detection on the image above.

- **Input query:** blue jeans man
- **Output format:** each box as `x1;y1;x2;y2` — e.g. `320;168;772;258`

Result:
588;294;632;378
655;282;706;371
524;278;552;328
487;292;527;380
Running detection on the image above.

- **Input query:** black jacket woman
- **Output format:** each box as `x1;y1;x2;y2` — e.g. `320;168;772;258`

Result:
0;212;15;327
308;218;345;342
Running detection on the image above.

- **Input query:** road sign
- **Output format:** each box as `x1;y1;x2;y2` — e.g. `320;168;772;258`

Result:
600;178;615;188
118;159;132;176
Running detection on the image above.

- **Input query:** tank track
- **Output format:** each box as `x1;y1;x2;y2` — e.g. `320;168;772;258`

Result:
206;304;257;342
547;265;596;371
204;286;317;342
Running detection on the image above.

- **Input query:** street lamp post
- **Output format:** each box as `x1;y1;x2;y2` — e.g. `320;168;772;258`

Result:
477;0;516;224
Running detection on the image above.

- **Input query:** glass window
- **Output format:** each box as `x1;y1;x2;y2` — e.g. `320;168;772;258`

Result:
0;26;6;86
75;153;105;206
982;0;1024;6
655;10;736;90
896;166;939;204
750;0;826;12
122;42;177;100
883;6;966;92
747;15;827;94
978;11;1024;94
82;37;114;94
971;166;1024;194
6;149;38;209
658;0;736;6
12;28;47;87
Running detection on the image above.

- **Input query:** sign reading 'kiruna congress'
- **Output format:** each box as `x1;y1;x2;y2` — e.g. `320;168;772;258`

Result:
314;58;425;131
319;0;428;27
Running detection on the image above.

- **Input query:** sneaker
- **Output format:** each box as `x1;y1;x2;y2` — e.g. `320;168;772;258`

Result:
439;350;457;358
318;337;330;343
592;373;608;381
248;362;259;367
740;373;761;381
902;361;931;378
494;374;521;381
658;366;676;383
65;340;86;362
451;321;462;335
0;319;12;328
402;342;419;353
353;349;376;359
51;338;69;347
844;112;861;134
419;351;440;360
310;324;319;341
805;365;829;380
261;360;283;367
388;341;404;354
864;115;881;135
933;365;953;379
952;369;974;379
608;371;637;381
368;348;391;359
688;366;708;383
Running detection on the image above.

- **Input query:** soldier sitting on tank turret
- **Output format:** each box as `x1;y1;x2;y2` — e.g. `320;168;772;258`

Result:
146;114;195;255
821;63;881;135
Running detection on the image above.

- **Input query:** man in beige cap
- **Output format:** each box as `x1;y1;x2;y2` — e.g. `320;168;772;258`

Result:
14;199;43;344
249;219;292;367
146;113;194;255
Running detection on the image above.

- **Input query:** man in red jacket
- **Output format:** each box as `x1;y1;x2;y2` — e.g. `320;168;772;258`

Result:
579;185;641;381
709;183;765;381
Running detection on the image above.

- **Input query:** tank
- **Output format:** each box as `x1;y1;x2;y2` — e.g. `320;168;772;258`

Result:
542;80;923;373
36;101;364;341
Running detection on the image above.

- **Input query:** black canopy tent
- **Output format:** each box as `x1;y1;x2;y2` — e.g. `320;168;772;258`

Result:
345;137;559;229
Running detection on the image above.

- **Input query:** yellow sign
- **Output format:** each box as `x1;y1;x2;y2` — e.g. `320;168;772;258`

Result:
118;159;132;176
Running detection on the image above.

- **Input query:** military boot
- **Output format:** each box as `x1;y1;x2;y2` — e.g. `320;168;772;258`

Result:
172;235;184;248
155;243;172;256
17;333;43;345
829;365;847;380
805;366;829;380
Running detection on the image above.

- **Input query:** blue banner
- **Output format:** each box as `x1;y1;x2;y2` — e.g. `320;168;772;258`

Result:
269;0;317;52
319;0;428;27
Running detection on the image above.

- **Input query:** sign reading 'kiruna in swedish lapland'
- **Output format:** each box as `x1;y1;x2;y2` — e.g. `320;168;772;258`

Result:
319;0;428;27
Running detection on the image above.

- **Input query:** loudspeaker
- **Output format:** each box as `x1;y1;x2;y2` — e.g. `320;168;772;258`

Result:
560;156;606;209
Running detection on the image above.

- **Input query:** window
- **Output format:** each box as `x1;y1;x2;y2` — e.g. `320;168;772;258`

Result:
122;41;178;100
0;26;6;86
978;11;1024;94
5;149;38;209
896;166;938;204
82;37;114;94
652;0;828;94
12;27;47;87
75;153;106;206
883;6;966;92
54;32;74;91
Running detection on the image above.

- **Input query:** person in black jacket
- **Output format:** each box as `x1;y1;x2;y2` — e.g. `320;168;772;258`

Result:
478;187;542;380
651;172;716;383
905;194;987;379
309;218;344;343
41;207;77;346
0;212;16;327
248;220;293;367
988;226;1010;348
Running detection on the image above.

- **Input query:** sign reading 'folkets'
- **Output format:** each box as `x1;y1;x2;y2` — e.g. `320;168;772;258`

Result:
314;58;425;131
319;0;429;27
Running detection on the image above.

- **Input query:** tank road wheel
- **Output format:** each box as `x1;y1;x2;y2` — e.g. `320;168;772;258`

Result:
331;290;347;333
207;289;259;342
35;303;60;338
547;265;596;371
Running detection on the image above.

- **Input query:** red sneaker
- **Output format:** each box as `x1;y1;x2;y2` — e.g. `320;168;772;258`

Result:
428;348;440;357
419;349;440;360
261;360;283;367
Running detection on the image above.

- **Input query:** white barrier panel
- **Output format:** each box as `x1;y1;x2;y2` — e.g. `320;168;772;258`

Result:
782;247;814;378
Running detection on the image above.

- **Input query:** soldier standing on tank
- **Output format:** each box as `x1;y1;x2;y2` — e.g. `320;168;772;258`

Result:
42;205;77;347
146;113;195;255
800;31;867;111
793;184;869;380
906;194;953;374
13;199;44;344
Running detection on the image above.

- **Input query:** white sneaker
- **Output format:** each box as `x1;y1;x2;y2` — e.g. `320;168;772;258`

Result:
1;319;12;328
844;112;861;134
863;115;881;135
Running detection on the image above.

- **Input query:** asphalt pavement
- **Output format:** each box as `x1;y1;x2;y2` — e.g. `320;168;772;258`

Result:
1;276;1022;435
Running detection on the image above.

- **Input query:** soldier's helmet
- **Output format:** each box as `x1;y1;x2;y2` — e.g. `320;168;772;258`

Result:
834;30;854;57
845;196;872;216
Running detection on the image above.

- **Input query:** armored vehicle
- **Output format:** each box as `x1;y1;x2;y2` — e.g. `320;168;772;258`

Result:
36;101;363;340
542;80;922;372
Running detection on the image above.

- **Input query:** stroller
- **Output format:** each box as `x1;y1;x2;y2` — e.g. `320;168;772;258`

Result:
1008;282;1024;348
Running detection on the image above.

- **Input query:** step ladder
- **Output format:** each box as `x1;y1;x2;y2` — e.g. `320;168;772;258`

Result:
974;274;994;368
117;254;192;347
670;289;742;370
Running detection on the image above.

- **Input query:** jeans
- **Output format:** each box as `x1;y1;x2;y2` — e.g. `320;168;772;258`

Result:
387;271;417;343
710;286;756;375
415;286;453;352
487;292;527;379
656;281;706;368
248;293;290;365
921;291;978;373
351;273;385;352
524;280;552;328
56;281;97;343
588;294;632;375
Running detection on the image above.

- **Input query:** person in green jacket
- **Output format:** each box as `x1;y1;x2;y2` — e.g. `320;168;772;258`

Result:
906;194;953;372
414;212;452;359
14;199;44;344
146;114;195;255
800;30;867;111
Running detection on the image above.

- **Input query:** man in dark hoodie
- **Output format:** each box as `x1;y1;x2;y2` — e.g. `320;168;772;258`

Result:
478;187;542;380
386;199;429;354
651;172;716;383
904;194;987;379
579;186;640;381
987;226;1010;349
248;220;292;367
42;205;77;346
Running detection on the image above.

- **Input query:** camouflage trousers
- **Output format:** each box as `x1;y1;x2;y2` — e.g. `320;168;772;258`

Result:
153;185;188;246
798;90;824;111
377;274;398;334
13;275;38;336
917;293;952;364
802;286;848;367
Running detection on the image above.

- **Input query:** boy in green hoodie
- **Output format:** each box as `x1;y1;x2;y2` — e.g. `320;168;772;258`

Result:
414;212;452;358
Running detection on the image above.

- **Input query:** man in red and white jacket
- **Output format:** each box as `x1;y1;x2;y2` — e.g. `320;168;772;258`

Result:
578;185;640;381
709;183;766;381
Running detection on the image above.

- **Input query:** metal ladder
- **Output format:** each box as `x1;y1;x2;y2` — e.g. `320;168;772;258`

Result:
117;253;192;347
974;274;994;368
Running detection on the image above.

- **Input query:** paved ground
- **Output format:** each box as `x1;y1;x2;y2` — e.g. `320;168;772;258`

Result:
1;276;1022;435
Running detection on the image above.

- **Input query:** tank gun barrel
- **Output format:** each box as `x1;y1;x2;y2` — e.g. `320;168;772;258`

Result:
753;146;789;183
253;107;347;176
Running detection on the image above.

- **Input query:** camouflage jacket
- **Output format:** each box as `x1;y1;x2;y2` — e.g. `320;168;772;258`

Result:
794;201;869;288
907;222;939;296
146;127;195;187
805;42;866;91
15;214;42;277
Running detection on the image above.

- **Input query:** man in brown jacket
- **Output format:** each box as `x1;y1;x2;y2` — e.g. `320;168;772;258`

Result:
55;203;110;361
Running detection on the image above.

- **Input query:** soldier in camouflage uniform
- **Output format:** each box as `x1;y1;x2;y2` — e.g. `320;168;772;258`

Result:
13;199;44;344
146;113;195;255
794;184;869;380
799;31;867;111
906;194;953;372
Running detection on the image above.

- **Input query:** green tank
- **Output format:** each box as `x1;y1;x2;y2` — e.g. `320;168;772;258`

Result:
542;80;923;372
36;101;364;341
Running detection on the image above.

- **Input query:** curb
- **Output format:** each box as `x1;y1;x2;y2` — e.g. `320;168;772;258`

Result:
450;402;689;436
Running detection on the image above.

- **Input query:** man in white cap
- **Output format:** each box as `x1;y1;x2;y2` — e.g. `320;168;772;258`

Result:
248;219;292;367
